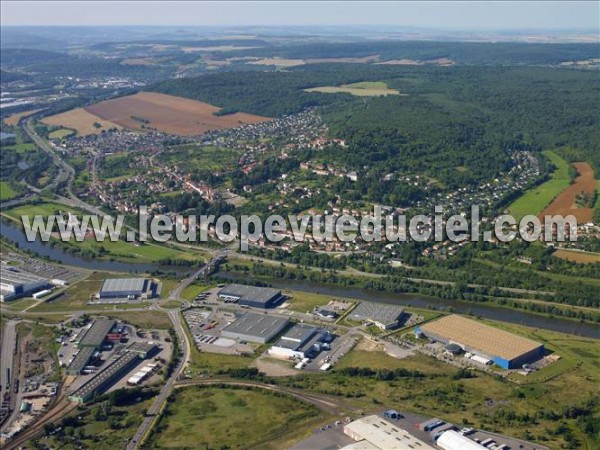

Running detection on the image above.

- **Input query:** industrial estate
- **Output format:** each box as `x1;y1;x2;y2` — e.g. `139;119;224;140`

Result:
1;6;599;450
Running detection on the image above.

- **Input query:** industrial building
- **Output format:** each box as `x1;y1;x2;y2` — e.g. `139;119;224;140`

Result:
78;318;116;348
98;278;156;299
343;415;435;450
268;324;329;360
0;265;49;301
218;284;282;308
436;430;486;450
68;342;156;403
349;301;405;330
221;312;289;343
417;315;544;369
66;347;96;376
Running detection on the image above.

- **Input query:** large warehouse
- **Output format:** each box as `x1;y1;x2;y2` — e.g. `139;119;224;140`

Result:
98;278;156;299
268;324;327;360
417;315;544;369
349;301;405;330
343;415;435;450
0;266;49;301
221;312;289;343
218;284;282;308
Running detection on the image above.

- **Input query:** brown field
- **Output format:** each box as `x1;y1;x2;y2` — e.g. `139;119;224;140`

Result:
42;108;122;136
554;249;600;264
3;108;42;126
248;58;306;67
84;92;270;136
121;58;158;66
540;162;597;223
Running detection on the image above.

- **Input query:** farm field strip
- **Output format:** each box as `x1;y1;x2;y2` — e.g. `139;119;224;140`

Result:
42;108;122;136
305;81;402;97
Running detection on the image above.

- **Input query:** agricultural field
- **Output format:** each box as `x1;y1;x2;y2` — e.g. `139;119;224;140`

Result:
507;150;571;221
540;161;597;223
83;91;270;136
148;386;326;450
553;249;600;264
42;108;122;136
2;108;42;126
0;181;19;200
305;81;402;97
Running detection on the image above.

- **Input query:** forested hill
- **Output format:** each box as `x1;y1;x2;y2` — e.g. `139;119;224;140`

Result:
150;64;599;188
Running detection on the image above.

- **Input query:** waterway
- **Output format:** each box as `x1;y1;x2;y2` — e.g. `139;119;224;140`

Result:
2;218;598;338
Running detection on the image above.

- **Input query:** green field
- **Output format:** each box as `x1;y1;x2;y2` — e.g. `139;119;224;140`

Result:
158;144;243;172
0;181;18;200
48;127;75;139
0;142;37;153
305;81;402;97
148;386;326;449
2;201;203;263
507;150;571;221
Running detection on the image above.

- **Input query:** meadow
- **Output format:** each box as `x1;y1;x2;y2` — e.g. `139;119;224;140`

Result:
508;150;571;221
0;181;18;200
305;81;402;97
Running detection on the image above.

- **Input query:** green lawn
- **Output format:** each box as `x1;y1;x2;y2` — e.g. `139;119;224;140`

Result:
0;181;18;200
148;386;326;450
180;281;215;300
0;143;37;153
48;128;75;139
508;150;571;221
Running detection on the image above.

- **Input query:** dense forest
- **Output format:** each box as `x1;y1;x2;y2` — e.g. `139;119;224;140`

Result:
151;64;600;188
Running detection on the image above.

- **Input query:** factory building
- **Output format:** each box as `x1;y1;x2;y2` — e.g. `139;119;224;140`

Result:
343;415;435;450
436;430;486;450
66;347;96;376
68;342;156;403
218;284;282;308
78;318;116;349
0;266;49;301
98;278;156;300
268;324;330;360
221;312;289;343
417;315;544;369
349;301;405;330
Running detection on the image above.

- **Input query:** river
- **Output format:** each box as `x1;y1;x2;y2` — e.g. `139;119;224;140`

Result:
2;218;598;338
217;273;600;339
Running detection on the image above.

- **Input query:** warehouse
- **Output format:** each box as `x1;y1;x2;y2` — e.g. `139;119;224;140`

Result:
221;312;289;343
78;318;116;348
98;278;156;299
268;324;327;360
343;415;435;450
66;347;96;375
417;315;544;369
218;284;282;308
0;266;49;301
436;430;486;450
349;301;405;330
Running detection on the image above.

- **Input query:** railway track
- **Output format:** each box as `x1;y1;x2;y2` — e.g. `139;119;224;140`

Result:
3;396;76;450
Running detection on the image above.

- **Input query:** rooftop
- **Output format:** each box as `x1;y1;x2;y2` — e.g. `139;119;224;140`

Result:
0;265;47;286
221;312;289;339
349;301;404;327
344;415;435;450
218;284;281;305
420;315;543;361
100;278;148;294
67;347;95;374
79;318;116;348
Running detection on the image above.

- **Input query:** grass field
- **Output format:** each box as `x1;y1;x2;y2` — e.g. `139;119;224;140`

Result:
42;108;122;136
305;81;402;97
48;127;75;140
158;143;243;172
2;201;203;263
0;181;18;200
84;92;270;136
149;386;326;449
1;142;37;153
508;150;571;221
553;249;600;263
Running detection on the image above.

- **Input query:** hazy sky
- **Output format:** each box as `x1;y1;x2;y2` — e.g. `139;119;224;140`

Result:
1;1;598;30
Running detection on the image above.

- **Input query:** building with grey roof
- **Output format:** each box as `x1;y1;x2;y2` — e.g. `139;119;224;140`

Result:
268;324;328;360
78;318;116;348
98;278;156;299
221;312;289;343
0;265;49;301
67;347;96;376
218;284;282;308
349;302;405;330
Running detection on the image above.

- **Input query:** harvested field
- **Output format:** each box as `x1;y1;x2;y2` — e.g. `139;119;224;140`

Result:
3;108;42;126
84;92;270;136
42;108;122;136
306;55;381;64
305;81;402;97
554;249;600;264
248;57;306;67
539;162;597;223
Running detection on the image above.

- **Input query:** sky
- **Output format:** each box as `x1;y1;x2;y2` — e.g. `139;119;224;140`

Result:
1;1;598;30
